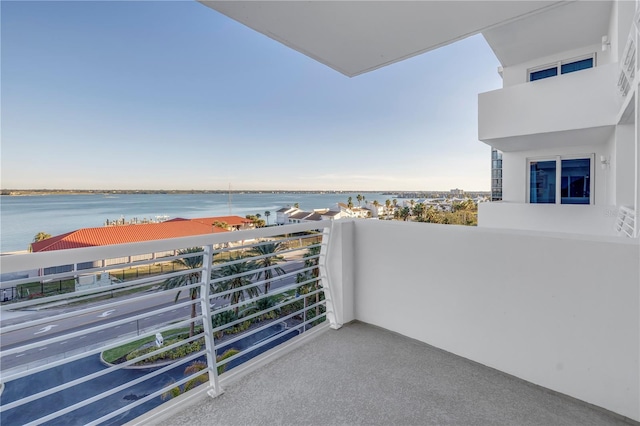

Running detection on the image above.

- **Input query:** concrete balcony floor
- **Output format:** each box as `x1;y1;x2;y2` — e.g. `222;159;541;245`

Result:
156;322;632;426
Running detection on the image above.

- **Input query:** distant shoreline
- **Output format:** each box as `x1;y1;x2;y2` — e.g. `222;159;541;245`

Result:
1;189;389;196
1;189;490;197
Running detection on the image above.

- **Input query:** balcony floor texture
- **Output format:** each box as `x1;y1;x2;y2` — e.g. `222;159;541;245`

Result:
156;322;632;426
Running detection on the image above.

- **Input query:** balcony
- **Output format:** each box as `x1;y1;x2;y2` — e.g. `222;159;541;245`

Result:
477;202;622;237
478;63;622;152
1;220;639;424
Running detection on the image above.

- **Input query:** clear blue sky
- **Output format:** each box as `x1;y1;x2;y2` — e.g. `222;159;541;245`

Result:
2;1;502;191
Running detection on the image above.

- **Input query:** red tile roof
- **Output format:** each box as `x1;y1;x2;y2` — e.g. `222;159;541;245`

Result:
188;216;254;227
31;218;233;252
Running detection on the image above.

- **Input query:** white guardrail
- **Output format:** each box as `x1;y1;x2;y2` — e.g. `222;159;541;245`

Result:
0;221;334;425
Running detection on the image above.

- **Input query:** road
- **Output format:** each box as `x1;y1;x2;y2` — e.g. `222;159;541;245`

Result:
0;260;308;371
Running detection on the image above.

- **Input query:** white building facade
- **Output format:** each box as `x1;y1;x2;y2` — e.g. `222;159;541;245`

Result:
477;1;638;237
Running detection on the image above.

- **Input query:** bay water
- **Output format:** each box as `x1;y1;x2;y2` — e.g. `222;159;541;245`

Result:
0;192;389;253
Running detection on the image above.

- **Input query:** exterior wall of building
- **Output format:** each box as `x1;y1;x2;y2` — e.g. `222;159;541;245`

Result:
615;122;635;207
348;219;640;421
500;43;614;87
479;63;621;145
478;202;619;236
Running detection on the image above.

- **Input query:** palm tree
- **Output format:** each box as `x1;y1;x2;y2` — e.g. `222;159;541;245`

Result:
212;258;259;315
33;232;51;242
385;199;391;219
249;242;287;294
356;194;363;206
264;210;271;226
162;247;204;338
413;203;425;221
400;206;411;221
347;197;353;209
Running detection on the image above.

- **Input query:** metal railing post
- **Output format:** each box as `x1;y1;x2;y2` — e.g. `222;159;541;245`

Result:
201;244;222;397
318;223;339;329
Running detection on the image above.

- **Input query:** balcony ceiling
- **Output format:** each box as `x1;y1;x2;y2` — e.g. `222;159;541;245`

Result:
483;0;613;67
199;0;566;77
485;125;616;152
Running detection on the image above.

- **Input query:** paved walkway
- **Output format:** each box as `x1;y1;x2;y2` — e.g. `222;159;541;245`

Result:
154;322;635;426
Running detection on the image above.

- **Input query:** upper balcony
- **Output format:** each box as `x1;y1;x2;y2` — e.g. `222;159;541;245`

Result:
478;62;622;152
1;220;638;424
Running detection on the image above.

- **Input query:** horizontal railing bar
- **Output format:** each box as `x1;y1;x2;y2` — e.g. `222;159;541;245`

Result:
216;301;326;367
1;332;205;412
211;235;322;255
1;315;198;383
210;258;317;288
1;278;202;335
210;264;317;301
1;221;334;274
85;353;210;426
211;285;322;334
25;350;205;426
215;297;324;353
209;273;320;319
1;298;204;356
0;221;332;426
2;266;201;311
216;327;300;367
1;281;200;334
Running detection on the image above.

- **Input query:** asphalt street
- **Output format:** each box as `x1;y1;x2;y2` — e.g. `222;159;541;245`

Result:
0;260;307;371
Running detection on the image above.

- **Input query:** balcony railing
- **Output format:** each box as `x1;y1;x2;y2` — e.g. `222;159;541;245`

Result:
478;62;621;151
2;219;639;424
0;221;334;425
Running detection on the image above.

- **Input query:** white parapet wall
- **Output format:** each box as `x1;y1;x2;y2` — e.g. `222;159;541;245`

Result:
478;62;621;145
478;202;621;237
350;219;640;421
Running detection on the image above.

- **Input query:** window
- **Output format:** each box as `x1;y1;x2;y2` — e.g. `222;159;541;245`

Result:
528;155;593;205
528;54;595;82
529;160;557;203
561;57;593;75
530;67;558;81
560;158;591;204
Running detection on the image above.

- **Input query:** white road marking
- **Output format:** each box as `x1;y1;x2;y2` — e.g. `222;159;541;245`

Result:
98;309;116;318
34;325;57;335
15;354;25;357
39;347;48;351
60;341;68;345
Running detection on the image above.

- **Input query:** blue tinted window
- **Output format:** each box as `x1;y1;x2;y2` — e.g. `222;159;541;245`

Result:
530;67;558;81
561;159;590;204
561;58;593;75
530;161;556;203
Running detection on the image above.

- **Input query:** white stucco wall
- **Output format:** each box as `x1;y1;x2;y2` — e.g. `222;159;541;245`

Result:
479;63;620;145
349;219;640;421
478;202;619;236
325;220;355;327
616;123;636;207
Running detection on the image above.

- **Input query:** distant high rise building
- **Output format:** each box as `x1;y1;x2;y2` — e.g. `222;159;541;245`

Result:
491;149;502;201
450;188;464;197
